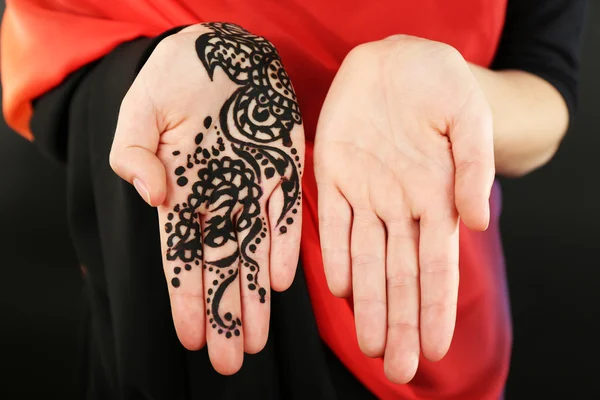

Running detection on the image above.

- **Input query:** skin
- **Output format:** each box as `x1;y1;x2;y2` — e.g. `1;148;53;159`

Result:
111;24;305;374
469;65;569;177
110;25;569;382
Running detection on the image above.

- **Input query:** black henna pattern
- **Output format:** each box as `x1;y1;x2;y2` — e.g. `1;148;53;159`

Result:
165;23;302;339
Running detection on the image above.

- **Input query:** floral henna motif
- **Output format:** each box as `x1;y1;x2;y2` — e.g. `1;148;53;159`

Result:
165;23;302;338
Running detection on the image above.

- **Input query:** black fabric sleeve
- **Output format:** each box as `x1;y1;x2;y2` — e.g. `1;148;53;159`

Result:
491;0;587;123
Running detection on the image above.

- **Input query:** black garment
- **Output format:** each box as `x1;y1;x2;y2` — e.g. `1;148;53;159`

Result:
29;1;585;399
491;0;587;123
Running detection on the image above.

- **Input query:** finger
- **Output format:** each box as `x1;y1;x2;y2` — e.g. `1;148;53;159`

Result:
418;203;460;362
351;207;387;358
201;212;244;375
449;91;494;231
110;81;167;206
158;202;206;351
382;215;421;384
237;198;271;354
268;176;302;292
317;182;352;297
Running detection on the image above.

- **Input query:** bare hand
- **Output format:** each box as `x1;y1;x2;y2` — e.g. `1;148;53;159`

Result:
314;35;494;383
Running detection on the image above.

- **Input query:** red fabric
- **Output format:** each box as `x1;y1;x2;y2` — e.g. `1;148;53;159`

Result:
1;1;511;398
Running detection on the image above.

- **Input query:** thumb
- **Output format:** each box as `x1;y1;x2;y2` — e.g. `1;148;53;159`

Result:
109;84;167;207
449;92;495;231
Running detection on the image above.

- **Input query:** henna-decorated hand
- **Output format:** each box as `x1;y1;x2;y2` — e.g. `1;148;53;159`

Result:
110;23;304;374
314;36;494;383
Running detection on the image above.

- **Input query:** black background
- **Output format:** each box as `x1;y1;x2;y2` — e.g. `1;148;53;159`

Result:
0;2;598;399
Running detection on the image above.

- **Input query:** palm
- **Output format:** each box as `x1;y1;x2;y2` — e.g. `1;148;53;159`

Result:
314;37;493;383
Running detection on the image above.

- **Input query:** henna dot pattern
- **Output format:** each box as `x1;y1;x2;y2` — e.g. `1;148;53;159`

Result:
177;176;188;187
165;23;302;339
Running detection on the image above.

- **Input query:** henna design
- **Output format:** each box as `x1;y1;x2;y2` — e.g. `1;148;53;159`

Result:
165;23;302;338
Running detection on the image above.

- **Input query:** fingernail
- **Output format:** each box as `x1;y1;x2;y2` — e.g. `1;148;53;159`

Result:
484;202;490;230
133;178;152;206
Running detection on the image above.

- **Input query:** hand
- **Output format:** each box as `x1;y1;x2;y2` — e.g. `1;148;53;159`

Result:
314;36;494;383
110;23;305;374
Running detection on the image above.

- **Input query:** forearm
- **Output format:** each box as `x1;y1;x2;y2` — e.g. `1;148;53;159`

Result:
469;64;570;177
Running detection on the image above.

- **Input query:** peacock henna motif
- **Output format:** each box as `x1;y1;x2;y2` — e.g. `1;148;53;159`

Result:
164;23;302;338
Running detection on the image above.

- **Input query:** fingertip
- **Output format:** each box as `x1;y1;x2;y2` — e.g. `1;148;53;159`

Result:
270;267;296;292
461;204;490;232
171;294;206;351
455;191;490;232
269;229;299;292
149;181;168;207
384;349;419;384
140;155;167;207
243;326;269;355
208;343;244;375
111;147;167;206
133;178;153;206
325;272;352;298
357;336;386;359
422;343;451;363
420;320;454;362
472;201;491;231
178;334;206;352
355;303;387;358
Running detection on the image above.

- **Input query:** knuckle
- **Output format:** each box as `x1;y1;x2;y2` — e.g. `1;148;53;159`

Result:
169;291;204;300
440;43;464;62
116;92;140;129
453;158;479;174
153;35;182;58
343;42;381;71
454;148;493;172
326;277;352;298
353;296;386;307
321;246;350;257
454;159;488;181
421;298;457;312
246;253;269;266
385;218;416;239
387;320;419;332
241;289;271;304
352;253;383;269
421;207;458;226
345;43;368;62
108;149;123;175
420;257;458;275
479;103;493;127
386;272;418;290
318;214;349;229
423;41;465;68
352;209;382;226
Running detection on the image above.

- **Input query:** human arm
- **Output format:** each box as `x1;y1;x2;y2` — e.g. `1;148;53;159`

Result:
477;0;586;177
314;0;585;384
472;66;569;177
